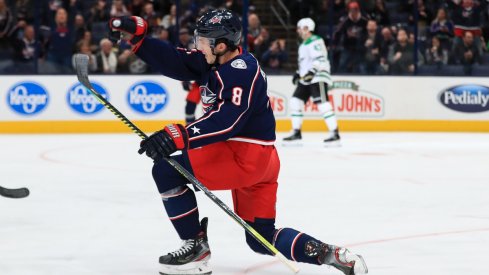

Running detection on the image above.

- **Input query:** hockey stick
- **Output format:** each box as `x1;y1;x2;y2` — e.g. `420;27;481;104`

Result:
74;54;299;273
0;185;29;199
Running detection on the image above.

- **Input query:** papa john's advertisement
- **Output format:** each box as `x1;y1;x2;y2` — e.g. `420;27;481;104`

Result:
268;79;385;119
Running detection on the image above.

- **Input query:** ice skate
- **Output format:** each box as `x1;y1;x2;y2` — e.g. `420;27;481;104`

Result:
159;218;212;275
282;130;304;147
305;240;368;275
283;129;302;141
323;129;341;146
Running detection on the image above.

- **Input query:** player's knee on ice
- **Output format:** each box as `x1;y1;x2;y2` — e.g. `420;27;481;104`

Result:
245;218;276;255
152;154;191;193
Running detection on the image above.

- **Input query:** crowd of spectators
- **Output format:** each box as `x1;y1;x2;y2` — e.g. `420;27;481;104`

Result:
0;0;288;74
287;0;489;75
1;0;489;75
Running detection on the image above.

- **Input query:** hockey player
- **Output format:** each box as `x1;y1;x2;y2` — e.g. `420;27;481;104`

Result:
283;17;340;143
109;10;367;275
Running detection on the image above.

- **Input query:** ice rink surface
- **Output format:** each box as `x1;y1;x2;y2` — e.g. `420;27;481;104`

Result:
1;132;488;275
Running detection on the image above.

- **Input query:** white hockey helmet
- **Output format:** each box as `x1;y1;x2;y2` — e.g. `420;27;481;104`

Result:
297;18;315;32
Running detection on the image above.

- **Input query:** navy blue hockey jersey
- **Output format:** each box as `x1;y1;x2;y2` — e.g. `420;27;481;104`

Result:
136;38;276;149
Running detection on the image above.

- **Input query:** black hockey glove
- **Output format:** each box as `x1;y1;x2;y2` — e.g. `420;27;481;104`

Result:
138;124;189;161
292;72;300;85
108;16;147;50
302;69;317;83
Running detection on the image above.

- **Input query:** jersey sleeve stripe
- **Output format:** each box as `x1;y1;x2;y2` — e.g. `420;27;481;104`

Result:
227;137;275;145
188;65;261;141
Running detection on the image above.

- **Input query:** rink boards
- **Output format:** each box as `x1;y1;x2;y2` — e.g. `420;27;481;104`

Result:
0;75;488;133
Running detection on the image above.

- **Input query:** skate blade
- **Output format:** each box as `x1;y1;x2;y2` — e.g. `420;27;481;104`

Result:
281;140;303;147
323;140;341;148
159;258;212;275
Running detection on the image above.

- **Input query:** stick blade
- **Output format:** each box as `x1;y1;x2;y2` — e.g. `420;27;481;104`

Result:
0;187;30;199
74;54;90;86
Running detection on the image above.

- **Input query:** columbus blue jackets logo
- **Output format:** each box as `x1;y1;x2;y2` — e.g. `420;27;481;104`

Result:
209;15;222;24
439;85;489;113
200;85;216;112
231;59;247;69
67;82;108;114
127;81;168;114
7;82;49;115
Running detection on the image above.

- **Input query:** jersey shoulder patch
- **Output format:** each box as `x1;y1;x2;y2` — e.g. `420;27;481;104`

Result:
231;59;247;69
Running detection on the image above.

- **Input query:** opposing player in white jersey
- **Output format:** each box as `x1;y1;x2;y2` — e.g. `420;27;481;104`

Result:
283;18;340;143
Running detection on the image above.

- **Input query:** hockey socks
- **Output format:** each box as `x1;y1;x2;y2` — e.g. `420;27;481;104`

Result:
161;186;201;240
318;101;338;132
289;97;304;130
273;228;324;265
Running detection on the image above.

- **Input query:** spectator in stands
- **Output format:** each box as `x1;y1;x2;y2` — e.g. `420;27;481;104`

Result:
425;36;448;68
9;8;28;41
430;8;454;51
369;0;390;27
451;0;483;55
360;0;389;26
160;3;177;44
117;47;148;74
160;3;176;29
110;0;130;17
142;2;159;32
89;0;110;43
73;13;87;44
451;31;481;75
143;2;163;39
0;0;14;49
68;0;86;17
95;38;117;73
72;41;97;72
90;0;110;23
130;0;145;17
261;38;288;72
10;24;39;73
177;27;193;49
365;20;381;74
46;7;74;73
409;0;433;33
333;1;368;73
42;0;64;27
156;26;170;42
388;28;415;74
14;1;33;24
379;26;395;74
80;30;97;53
247;13;270;61
324;0;347;25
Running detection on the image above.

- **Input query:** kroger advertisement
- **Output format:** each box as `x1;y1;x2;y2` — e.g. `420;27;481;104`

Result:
0;75;488;132
0;75;181;121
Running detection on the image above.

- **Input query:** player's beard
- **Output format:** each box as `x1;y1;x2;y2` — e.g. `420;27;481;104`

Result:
212;47;227;65
213;47;227;58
